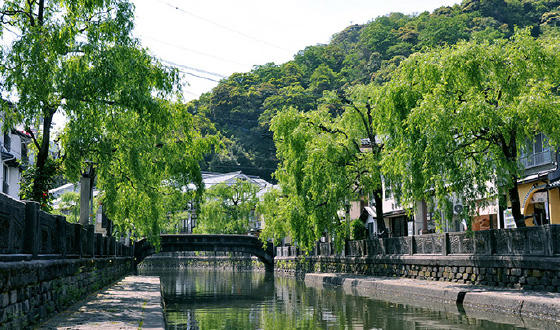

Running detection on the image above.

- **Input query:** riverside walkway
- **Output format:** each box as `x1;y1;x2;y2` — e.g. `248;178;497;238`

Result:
39;276;164;330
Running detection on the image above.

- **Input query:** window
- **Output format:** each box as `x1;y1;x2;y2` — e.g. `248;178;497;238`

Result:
2;165;8;194
384;184;393;201
3;132;10;152
21;142;28;162
521;133;552;169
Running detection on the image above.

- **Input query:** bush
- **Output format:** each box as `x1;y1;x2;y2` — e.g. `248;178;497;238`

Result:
350;219;366;240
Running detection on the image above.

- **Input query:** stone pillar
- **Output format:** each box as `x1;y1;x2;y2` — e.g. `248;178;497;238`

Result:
86;224;95;257
442;233;449;256
80;175;91;225
56;215;67;257
24;201;40;257
421;200;428;234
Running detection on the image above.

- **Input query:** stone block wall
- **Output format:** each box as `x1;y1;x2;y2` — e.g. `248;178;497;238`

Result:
0;192;140;329
274;255;560;292
139;252;265;271
275;224;560;291
0;257;133;329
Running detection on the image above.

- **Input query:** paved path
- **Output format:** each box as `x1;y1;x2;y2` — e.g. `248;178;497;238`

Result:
39;276;164;330
306;273;560;327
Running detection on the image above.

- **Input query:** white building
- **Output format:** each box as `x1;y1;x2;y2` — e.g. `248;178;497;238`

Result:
184;171;274;234
1;125;31;199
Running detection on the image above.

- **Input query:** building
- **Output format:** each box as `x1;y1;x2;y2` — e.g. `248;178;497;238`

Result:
1;126;31;199
515;133;560;227
184;171;274;234
350;133;560;239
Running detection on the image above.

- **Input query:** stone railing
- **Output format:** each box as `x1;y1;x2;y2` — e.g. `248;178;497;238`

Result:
275;225;560;258
0;192;134;261
344;225;560;257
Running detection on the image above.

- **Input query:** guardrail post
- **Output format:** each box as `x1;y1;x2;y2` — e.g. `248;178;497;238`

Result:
541;225;553;256
442;233;449;256
86;224;95;257
24;201;40;258
56;215;67;257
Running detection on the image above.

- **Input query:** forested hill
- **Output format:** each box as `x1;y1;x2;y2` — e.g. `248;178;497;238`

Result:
188;0;560;182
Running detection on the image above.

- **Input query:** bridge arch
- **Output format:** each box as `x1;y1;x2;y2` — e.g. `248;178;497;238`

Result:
158;234;274;272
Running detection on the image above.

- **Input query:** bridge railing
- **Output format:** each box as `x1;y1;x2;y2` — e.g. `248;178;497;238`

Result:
0;192;135;261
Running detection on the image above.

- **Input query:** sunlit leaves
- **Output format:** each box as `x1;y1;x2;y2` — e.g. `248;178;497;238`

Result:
378;29;560;223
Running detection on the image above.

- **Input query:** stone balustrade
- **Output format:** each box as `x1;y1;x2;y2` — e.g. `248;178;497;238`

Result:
275;226;560;292
0;193;134;261
276;225;560;258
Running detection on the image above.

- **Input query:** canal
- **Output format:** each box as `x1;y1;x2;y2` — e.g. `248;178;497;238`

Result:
138;268;554;329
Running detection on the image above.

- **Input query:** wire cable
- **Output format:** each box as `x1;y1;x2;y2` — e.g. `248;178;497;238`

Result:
155;0;293;54
140;34;251;67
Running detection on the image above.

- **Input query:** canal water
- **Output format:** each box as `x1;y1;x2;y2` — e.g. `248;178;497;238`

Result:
139;268;552;329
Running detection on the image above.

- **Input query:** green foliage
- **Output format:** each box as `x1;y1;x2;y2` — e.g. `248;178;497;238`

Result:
0;0;217;242
52;191;80;223
262;90;388;251
19;156;61;211
195;179;259;234
378;29;560;225
190;0;560;181
350;219;366;240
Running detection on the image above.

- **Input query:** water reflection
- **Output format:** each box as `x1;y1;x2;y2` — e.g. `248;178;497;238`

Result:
140;269;555;329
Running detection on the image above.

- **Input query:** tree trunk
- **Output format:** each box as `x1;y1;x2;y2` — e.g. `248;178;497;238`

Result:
503;133;525;227
508;175;526;227
373;188;387;234
31;110;54;203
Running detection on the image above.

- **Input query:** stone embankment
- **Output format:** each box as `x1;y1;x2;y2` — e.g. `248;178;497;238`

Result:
0;258;133;329
38;275;164;329
306;273;560;327
139;252;265;271
0;193;141;329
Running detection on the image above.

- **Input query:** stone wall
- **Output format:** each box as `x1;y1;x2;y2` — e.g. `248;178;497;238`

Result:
275;225;560;291
0;257;133;329
275;254;560;292
139;252;265;272
0;193;138;329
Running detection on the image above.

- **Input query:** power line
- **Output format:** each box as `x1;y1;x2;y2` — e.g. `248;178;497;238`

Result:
140;34;251;67
179;70;220;82
156;0;293;54
161;59;226;79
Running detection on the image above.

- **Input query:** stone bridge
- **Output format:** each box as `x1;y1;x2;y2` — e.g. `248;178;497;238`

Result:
156;234;275;271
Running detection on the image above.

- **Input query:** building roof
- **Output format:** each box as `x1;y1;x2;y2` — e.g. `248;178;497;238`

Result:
187;171;273;194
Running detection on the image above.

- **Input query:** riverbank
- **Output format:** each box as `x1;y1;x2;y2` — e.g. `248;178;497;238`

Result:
139;252;265;272
38;276;164;329
305;273;560;326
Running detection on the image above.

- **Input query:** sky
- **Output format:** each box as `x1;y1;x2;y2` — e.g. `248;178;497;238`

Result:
132;0;462;101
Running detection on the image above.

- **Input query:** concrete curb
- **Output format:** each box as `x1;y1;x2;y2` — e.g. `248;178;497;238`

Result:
305;273;560;326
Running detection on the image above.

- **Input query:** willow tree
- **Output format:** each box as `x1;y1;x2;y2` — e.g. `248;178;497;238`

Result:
262;91;386;251
0;0;217;239
379;29;560;227
195;179;259;235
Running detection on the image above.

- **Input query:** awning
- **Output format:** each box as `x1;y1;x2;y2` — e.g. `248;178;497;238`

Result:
364;206;376;217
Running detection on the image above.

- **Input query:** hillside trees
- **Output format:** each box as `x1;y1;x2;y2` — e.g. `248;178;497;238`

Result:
193;1;560;183
0;0;216;240
378;29;560;227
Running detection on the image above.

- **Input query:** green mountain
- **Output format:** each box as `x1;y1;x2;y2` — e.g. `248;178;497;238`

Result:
189;0;560;182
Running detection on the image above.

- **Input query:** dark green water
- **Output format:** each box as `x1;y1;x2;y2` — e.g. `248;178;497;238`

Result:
139;269;557;329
